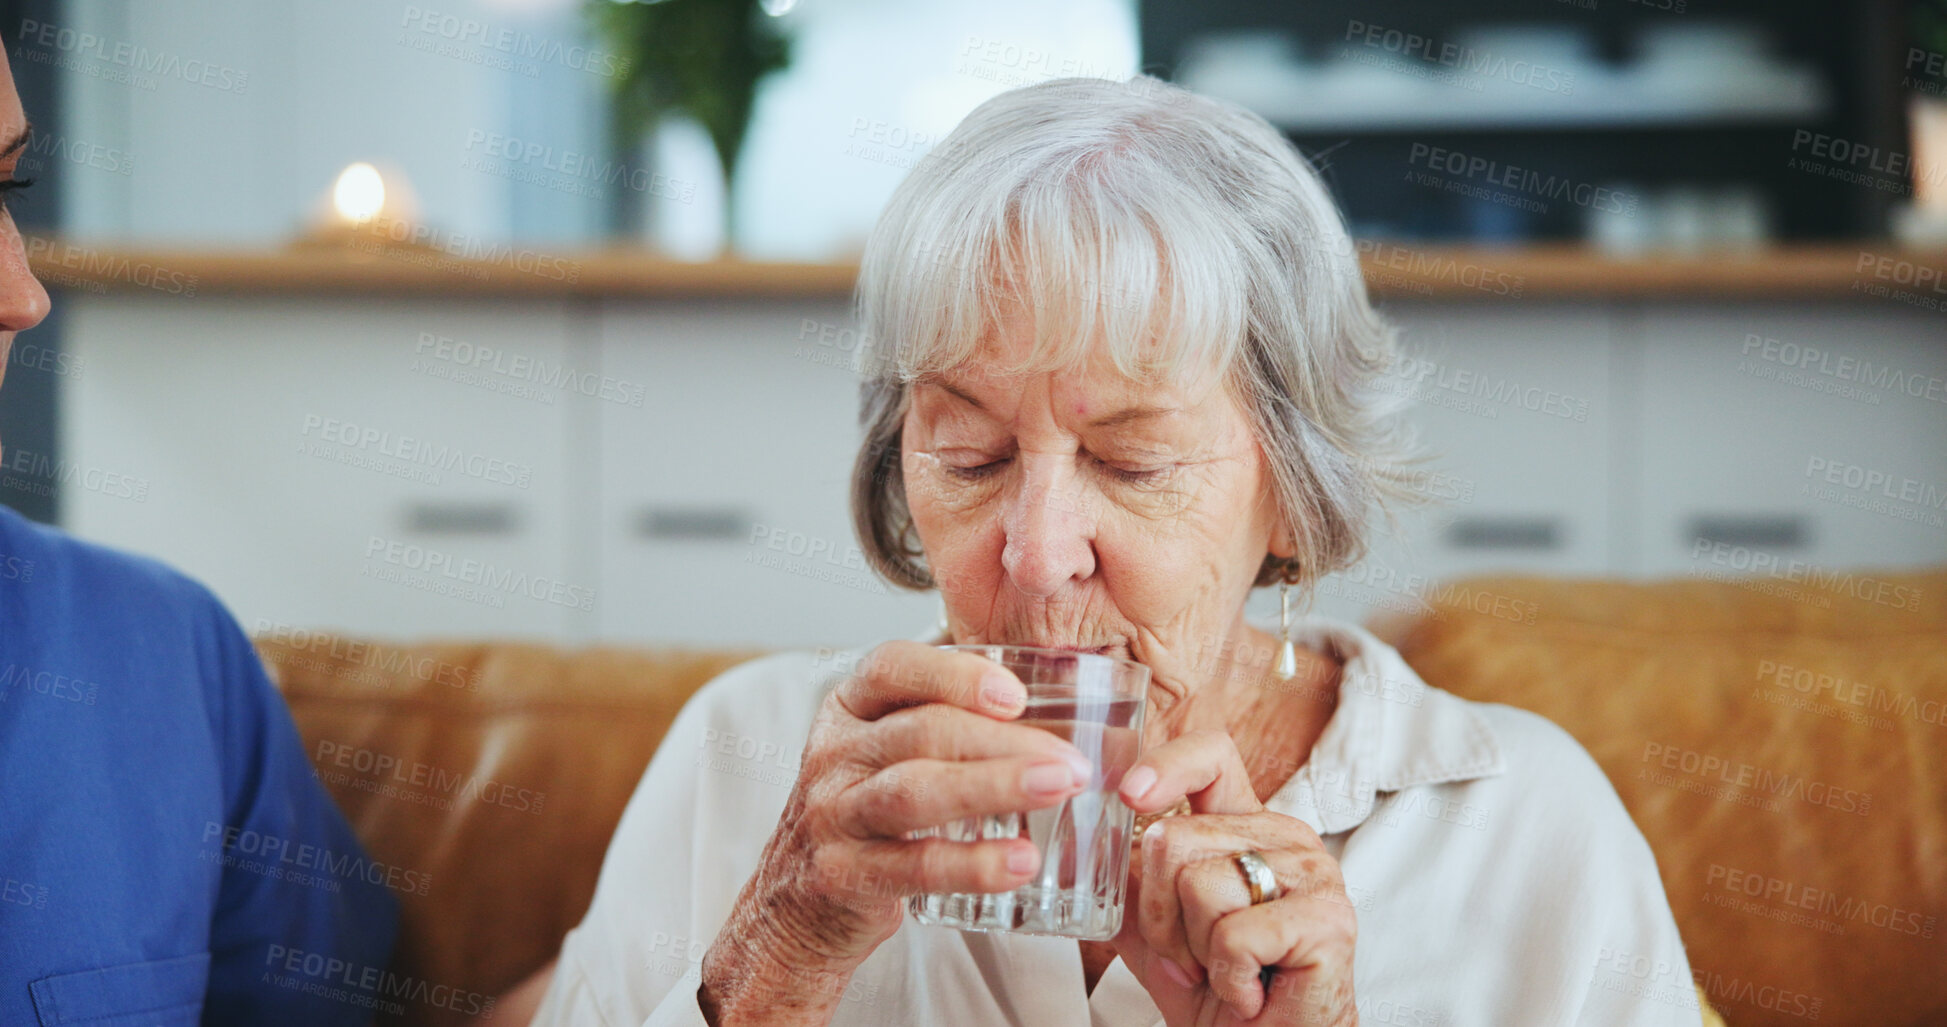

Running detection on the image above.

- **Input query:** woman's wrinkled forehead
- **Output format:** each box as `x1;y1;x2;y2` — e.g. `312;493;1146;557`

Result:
903;283;1233;407
910;330;1234;432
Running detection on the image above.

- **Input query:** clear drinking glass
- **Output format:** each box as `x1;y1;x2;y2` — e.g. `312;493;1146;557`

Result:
909;644;1150;941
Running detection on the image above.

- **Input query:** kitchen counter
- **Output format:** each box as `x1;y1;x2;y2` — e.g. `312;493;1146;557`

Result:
23;238;1947;302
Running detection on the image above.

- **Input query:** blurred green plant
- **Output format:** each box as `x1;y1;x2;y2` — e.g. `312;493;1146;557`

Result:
589;0;792;235
1915;0;1947;89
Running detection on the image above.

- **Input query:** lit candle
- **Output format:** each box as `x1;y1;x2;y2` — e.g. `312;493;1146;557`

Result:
297;160;422;249
332;162;387;225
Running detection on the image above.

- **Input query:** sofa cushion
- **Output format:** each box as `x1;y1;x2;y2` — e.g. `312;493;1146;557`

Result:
255;633;760;1027
1373;569;1947;1027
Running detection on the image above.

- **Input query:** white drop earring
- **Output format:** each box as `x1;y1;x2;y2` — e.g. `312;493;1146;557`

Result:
1274;581;1299;680
936;594;950;637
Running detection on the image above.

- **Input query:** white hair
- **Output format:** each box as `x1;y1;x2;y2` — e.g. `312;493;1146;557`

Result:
851;74;1419;593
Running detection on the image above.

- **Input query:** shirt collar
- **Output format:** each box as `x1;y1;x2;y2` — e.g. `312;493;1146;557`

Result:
1270;616;1506;835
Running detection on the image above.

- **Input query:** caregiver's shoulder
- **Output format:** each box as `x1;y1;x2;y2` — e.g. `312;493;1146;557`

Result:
0;503;242;648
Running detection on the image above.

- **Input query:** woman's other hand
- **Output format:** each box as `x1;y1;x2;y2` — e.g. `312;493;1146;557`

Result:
1114;730;1358;1027
699;641;1093;1024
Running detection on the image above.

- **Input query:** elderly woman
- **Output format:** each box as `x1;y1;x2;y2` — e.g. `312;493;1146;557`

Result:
530;75;1693;1027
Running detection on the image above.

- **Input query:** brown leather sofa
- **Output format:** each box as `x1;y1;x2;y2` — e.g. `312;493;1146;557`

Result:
257;568;1947;1027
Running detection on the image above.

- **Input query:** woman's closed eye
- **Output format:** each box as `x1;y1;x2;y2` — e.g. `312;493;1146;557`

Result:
940;453;1172;486
944;457;1008;482
1095;458;1170;485
940;448;1011;481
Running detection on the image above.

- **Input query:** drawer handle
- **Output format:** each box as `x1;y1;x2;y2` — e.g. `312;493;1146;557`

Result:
1687;515;1807;551
402;502;518;536
636;506;752;541
1446;517;1561;551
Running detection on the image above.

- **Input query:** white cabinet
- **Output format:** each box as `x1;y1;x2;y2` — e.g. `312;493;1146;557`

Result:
594;299;933;649
62;295;585;641
1308;303;1618;625
54;292;1946;646
1632;302;1947;577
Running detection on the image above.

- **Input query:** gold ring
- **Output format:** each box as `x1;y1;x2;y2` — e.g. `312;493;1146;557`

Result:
1232;849;1281;906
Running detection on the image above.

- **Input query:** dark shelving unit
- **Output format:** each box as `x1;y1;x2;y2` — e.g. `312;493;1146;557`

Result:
1139;0;1911;243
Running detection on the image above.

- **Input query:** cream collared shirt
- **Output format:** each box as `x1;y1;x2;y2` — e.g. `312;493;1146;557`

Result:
534;618;1700;1027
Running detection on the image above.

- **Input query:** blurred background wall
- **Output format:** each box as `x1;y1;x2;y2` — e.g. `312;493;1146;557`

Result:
2;0;1944;651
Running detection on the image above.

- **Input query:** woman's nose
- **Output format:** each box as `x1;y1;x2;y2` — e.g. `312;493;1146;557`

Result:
0;237;50;335
999;456;1096;598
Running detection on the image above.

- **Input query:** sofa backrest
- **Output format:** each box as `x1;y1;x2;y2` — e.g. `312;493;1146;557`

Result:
257;636;760;1027
1374;568;1947;1027
259;567;1947;1026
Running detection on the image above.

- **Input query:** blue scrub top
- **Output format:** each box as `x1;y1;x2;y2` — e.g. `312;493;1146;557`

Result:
0;505;398;1026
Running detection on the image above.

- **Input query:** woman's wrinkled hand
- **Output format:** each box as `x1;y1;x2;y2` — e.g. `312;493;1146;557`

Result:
1112;729;1358;1027
699;641;1094;1023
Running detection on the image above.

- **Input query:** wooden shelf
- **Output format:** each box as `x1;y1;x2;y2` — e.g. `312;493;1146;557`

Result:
24;240;857;301
1354;243;1947;301
23;238;1947;302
